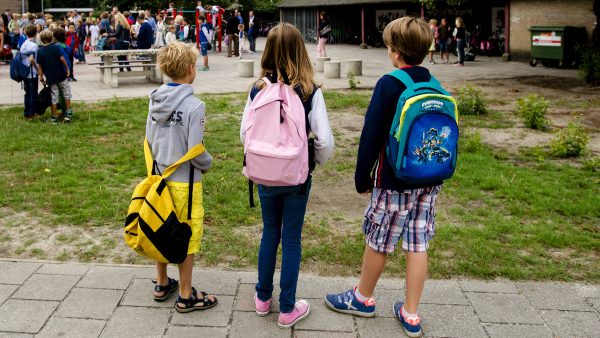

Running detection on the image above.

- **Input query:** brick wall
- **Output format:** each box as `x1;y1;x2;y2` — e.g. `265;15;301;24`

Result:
0;0;26;14
510;0;596;60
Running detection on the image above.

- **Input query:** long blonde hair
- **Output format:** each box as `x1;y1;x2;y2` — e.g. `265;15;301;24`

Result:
256;23;317;101
455;17;464;28
114;12;130;30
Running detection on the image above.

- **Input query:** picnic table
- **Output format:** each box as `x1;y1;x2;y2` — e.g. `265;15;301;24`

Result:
90;49;163;88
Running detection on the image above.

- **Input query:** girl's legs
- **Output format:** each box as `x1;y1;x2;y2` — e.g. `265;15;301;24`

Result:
457;39;465;65
279;183;311;313
256;187;283;302
203;55;208;68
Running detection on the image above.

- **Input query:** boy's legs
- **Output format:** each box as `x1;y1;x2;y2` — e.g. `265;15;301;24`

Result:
404;251;427;314
23;77;38;118
356;246;387;298
178;254;194;299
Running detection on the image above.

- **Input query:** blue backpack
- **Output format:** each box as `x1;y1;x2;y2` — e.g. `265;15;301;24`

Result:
9;51;33;82
386;69;459;185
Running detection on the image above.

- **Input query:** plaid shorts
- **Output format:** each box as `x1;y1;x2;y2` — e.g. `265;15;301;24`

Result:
362;186;441;253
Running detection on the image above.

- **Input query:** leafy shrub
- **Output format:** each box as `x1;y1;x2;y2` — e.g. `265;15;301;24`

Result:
456;85;488;115
347;71;360;90
580;46;600;86
549;122;589;157
582;157;600;172
516;94;550;130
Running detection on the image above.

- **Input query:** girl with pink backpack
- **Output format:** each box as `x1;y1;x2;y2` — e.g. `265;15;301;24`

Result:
240;22;335;328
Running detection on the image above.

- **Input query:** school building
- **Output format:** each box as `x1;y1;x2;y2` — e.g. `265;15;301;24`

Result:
278;0;596;61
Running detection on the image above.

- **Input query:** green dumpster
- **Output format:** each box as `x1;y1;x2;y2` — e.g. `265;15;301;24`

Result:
529;26;587;68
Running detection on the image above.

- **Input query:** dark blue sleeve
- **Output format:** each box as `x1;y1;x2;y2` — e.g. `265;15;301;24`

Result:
354;75;404;193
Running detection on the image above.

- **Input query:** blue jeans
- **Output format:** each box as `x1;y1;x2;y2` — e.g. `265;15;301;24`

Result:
457;39;465;65
255;178;311;313
76;41;86;62
23;76;38;118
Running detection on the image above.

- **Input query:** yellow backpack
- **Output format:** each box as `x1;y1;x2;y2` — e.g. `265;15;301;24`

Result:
124;138;206;264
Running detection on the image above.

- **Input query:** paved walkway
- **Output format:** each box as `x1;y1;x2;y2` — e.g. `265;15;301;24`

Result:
0;41;579;106
0;259;599;337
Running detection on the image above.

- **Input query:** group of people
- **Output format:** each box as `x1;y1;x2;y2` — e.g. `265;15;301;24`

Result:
224;8;258;58
146;16;445;337
427;16;467;66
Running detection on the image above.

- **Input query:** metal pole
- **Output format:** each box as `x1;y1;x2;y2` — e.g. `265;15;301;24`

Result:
361;7;365;45
42;0;44;13
22;0;25;14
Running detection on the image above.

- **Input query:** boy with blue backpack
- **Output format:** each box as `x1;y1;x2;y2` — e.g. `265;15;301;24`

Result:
324;17;458;337
18;25;39;119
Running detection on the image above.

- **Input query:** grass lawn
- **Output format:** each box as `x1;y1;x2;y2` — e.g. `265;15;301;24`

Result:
0;90;598;282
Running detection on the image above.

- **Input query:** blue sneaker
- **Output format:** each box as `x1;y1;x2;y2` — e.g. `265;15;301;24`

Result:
324;288;376;318
393;301;422;337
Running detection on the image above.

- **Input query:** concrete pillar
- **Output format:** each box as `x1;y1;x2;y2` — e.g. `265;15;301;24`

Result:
237;60;254;78
345;59;362;76
324;61;341;79
315;57;331;72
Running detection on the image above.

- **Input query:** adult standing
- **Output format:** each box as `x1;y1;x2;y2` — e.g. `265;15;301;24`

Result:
453;17;466;67
226;11;239;57
248;10;257;52
438;18;450;64
110;7;119;29
136;13;153;50
108;12;131;72
75;19;87;63
154;14;166;48
236;9;243;25
317;11;330;57
100;12;111;34
145;10;157;34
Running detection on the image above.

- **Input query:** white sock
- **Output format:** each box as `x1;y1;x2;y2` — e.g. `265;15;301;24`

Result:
401;305;419;318
353;287;370;302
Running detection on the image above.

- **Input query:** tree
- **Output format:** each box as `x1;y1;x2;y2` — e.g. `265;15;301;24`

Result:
419;0;472;11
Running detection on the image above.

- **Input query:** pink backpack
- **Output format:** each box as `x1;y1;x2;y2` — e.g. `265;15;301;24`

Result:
242;72;309;190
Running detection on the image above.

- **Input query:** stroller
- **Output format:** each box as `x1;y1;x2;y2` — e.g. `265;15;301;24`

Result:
0;43;12;63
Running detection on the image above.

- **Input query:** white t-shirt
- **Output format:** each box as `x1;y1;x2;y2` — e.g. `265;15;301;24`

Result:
20;39;38;78
89;25;100;38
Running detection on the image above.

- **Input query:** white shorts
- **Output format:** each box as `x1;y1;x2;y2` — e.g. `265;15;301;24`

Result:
50;80;72;105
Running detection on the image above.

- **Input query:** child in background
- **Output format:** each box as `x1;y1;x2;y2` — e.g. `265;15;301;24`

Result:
198;15;211;71
237;23;252;59
89;19;99;51
165;25;177;45
324;17;442;338
37;29;72;124
428;19;438;64
65;23;79;80
147;42;217;313
20;25;39;120
240;23;334;328
96;28;108;51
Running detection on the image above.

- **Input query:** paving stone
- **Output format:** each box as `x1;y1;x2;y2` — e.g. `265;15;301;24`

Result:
37;263;90;276
12;274;79;301
298;277;357;299
484;323;552;338
0;333;34;337
373;288;404;318
100;306;171;338
0;262;40;284
235;283;280;313
0;299;59;333
356;317;404;338
516;282;593;311
420;280;469;305
418;304;487;338
466;292;542;324
294;299;354;332
589;298;600;313
55;288;123;320
164;325;227;337
229;311;290;338
135;266;179;279
574;284;600;298
170;295;234;327
541;310;600;337
77;266;137;290
295;330;357;338
191;270;240;295
37;317;106;338
120;278;174;308
459;280;518;294
0;284;18;304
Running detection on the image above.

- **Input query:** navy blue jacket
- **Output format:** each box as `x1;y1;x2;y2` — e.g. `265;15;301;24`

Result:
355;66;442;193
137;22;153;49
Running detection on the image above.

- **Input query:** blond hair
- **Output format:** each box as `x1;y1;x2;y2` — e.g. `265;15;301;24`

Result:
174;15;184;24
114;12;130;30
256;23;316;101
39;29;53;45
455;17;464;28
429;19;437;25
383;17;432;65
158;42;198;79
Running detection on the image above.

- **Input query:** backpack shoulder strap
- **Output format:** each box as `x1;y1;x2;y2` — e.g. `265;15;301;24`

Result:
387;69;414;88
143;138;154;176
161;143;206;179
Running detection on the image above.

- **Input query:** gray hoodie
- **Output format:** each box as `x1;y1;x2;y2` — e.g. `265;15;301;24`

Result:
146;84;212;183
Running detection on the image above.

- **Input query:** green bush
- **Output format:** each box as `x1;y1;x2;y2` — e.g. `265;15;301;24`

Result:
460;129;484;153
516;94;550;130
580;46;600;86
456;85;488;115
550;122;589;158
582;157;600;172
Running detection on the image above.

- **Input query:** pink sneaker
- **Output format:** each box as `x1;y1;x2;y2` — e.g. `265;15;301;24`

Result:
254;293;271;316
277;299;310;328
